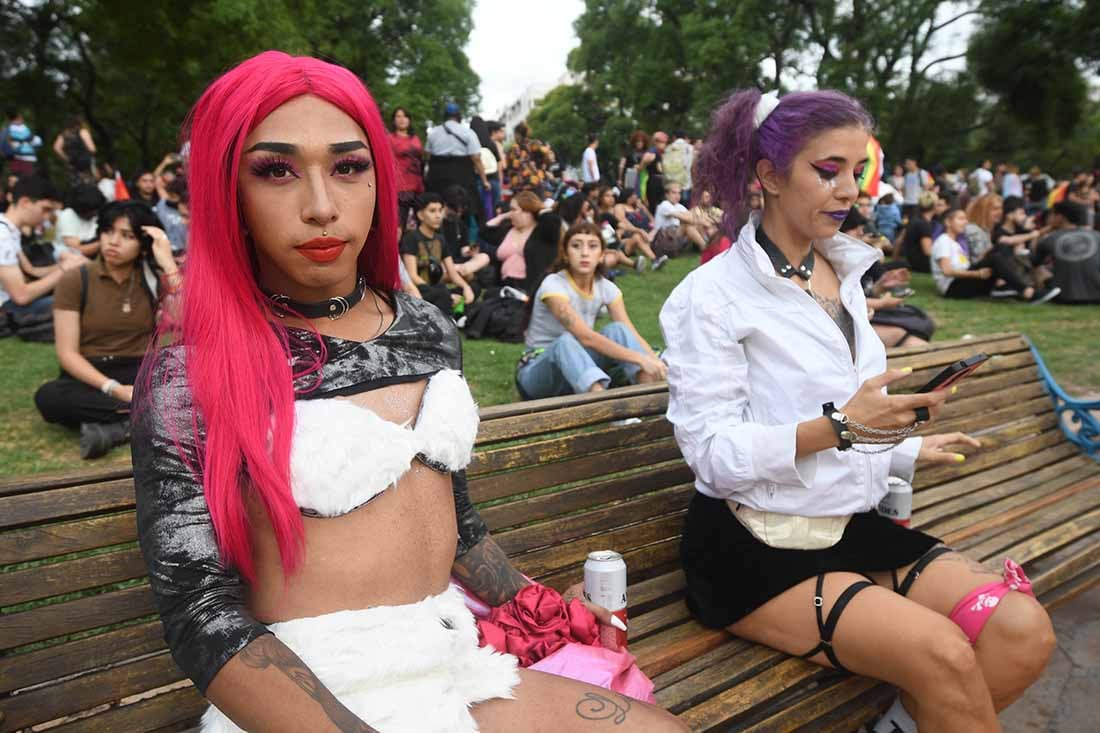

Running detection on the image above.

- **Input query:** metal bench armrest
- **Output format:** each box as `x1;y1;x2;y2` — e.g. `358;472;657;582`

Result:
1028;338;1100;459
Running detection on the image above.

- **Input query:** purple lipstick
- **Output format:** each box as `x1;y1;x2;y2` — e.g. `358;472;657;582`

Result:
824;210;849;222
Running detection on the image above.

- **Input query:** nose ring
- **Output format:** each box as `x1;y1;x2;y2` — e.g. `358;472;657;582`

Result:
322;230;328;237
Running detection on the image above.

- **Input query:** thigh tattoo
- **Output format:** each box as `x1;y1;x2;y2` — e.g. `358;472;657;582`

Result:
937;550;998;577
575;691;632;725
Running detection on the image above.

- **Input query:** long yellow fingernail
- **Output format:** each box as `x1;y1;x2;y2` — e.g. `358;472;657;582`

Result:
901;367;913;374
951;386;958;395
955;454;966;463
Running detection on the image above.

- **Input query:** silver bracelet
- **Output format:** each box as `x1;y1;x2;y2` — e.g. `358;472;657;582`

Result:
100;379;120;396
833;411;917;451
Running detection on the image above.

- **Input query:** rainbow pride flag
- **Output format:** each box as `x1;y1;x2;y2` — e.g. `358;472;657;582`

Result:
1047;181;1069;209
859;136;884;196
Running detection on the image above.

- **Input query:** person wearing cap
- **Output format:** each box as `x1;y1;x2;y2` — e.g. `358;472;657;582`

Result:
1031;201;1100;303
425;102;487;221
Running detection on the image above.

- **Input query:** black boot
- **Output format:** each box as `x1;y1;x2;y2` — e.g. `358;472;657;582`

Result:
79;419;131;460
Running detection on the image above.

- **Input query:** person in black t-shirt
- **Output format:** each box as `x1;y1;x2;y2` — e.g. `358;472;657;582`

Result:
399;192;470;316
899;191;936;272
1032;201;1100;303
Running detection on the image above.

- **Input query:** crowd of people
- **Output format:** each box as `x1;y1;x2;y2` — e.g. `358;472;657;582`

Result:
0;49;1091;733
2;96;1099;463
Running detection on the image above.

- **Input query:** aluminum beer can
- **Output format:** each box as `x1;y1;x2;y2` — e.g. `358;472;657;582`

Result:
583;550;628;650
878;476;913;527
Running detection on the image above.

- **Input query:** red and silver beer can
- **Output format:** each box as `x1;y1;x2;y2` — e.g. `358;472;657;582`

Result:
584;550;628;650
878;476;913;527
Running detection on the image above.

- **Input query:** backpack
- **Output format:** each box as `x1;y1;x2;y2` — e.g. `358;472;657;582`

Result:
464;295;526;342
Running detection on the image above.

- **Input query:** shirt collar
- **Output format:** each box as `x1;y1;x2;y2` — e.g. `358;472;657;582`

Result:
734;213;880;290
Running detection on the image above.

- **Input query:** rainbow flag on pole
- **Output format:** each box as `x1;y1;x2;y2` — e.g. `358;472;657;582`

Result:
859;136;884;197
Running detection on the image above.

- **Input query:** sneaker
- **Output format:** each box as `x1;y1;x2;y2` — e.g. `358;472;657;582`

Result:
499;285;529;303
606;269;624;281
990;287;1019;298
80;420;130;460
1028;286;1061;305
652;255;669;271
634;255;648;273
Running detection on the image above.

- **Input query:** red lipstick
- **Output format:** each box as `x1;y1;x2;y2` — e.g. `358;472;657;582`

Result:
296;236;346;263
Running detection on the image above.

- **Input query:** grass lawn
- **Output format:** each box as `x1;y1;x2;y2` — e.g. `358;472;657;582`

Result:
2;256;1096;476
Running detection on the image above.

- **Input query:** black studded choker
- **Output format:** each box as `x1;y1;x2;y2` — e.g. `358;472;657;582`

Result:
264;277;368;320
756;225;815;282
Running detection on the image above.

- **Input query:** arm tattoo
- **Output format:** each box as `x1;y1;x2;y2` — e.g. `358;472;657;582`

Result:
237;636;380;733
451;536;530;606
575;691;632;725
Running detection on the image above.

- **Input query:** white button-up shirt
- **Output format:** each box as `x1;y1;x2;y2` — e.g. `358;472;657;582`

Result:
660;215;922;517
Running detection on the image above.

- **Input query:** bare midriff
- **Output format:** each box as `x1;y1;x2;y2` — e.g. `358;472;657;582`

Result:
245;378;460;623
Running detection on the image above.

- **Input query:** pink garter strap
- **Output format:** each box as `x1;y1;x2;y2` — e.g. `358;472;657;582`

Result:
948;559;1034;644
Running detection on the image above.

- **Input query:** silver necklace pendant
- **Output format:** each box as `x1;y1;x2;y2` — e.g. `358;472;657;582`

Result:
122;300;131;314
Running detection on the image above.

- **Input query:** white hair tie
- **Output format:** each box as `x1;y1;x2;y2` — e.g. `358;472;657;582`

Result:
753;91;780;130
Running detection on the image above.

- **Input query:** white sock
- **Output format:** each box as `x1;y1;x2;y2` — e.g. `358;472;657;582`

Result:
872;695;918;733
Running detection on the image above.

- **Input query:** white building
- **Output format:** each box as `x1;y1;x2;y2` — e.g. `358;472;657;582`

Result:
495;72;578;142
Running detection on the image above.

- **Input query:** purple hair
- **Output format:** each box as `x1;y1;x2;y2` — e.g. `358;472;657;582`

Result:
694;89;874;236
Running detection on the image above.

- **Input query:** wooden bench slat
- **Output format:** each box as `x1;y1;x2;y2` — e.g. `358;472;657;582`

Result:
655;644;778;713
923;379;1046;424
915;421;1062;489
513;512;684;578
0;547;146;608
476;392;669;444
0;466;133;498
631;598;692;640
888;335;1028;371
948;479;1100;553
469;438;682;504
920;462;1098;537
1037;565;1100;613
914;442;1080;510
741;675;881;733
793;685;895;733
480;465;694;532
633;620;730;679
678;656;819;732
1031;537;1100;597
469;419;672;475
477;381;666;422
629;569;686;611
930;393;1049;436
0;621;163;695
495;484;691;556
0;513;136;566
0;584;156;650
987;507;1100;569
651;638;747;693
46;684;205;733
536;537;681;591
0;479;135;531
0;652;183;731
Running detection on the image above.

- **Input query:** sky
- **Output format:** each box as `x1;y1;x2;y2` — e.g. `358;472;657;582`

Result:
466;0;585;119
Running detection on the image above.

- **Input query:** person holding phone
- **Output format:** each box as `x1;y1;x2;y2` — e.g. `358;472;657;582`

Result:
662;89;1054;733
34;201;178;459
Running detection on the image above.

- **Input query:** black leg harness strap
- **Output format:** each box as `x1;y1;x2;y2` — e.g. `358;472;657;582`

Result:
799;573;875;675
892;545;954;596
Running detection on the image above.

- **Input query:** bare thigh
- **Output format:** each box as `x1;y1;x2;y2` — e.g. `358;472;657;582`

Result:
471;669;687;733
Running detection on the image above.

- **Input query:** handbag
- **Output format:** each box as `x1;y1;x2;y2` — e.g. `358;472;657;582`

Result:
870;304;936;342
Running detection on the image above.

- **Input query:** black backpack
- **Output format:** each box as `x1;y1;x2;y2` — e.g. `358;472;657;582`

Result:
464;295;526;342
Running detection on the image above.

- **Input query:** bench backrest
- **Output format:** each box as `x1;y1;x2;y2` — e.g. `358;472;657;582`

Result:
0;332;1054;731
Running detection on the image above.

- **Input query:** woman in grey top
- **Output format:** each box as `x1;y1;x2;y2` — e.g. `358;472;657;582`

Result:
516;221;666;400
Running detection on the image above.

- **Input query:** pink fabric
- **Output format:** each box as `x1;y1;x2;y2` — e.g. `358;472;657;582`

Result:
530;643;656;704
475;583;599;667
496;227;530;280
700;236;732;265
948;558;1034;644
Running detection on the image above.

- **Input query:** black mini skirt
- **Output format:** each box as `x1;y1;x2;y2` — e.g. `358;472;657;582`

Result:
681;492;941;629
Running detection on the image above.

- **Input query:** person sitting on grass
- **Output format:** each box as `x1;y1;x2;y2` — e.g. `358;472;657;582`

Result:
54;183;106;258
399;192;473;316
652;183;706;258
34;201;179;458
441;184;492;294
515;221;666;400
594;186;660;270
931;208;1060;303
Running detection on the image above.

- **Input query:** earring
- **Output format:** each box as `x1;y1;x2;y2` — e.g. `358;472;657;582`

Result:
367;182;373;188
322;230;328;237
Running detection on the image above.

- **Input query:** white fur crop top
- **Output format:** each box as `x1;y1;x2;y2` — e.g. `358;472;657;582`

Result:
289;369;479;517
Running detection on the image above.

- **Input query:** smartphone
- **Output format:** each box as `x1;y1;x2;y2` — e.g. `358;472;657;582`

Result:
917;354;990;393
890;286;915;298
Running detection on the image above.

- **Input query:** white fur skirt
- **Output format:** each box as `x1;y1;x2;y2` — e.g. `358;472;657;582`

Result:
200;586;520;732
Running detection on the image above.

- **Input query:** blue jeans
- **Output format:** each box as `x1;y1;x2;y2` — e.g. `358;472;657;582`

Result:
516;322;645;400
2;294;53;320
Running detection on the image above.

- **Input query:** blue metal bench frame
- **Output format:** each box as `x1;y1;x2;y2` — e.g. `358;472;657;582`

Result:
1029;338;1100;459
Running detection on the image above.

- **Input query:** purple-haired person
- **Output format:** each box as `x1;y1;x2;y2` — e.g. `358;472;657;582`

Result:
659;89;1054;733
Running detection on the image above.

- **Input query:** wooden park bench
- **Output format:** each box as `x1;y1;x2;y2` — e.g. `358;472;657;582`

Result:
2;332;1098;732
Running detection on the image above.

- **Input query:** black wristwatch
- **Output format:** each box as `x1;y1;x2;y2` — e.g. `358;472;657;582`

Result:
822;402;855;451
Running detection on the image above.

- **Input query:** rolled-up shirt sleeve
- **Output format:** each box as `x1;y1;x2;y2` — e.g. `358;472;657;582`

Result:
660;282;817;498
889;436;923;483
132;348;270;695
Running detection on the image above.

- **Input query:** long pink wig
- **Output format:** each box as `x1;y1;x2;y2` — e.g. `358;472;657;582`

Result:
153;51;399;581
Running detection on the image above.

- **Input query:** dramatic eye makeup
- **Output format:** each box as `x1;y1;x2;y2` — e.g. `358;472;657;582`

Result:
244;140;373;180
250;155;298;179
810;160;841;179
